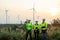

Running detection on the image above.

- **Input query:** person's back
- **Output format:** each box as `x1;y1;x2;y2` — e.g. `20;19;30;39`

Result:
26;20;32;40
26;21;32;31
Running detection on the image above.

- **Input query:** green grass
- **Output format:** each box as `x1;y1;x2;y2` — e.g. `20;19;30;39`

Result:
0;26;60;40
0;30;60;40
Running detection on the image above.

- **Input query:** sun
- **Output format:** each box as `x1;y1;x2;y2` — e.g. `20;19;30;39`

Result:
51;10;57;16
49;8;58;16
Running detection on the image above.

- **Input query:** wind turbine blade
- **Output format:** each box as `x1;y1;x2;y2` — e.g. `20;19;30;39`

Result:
28;8;33;10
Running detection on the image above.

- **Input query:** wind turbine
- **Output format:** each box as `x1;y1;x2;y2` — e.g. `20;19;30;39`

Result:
5;9;8;24
17;15;20;24
29;3;36;24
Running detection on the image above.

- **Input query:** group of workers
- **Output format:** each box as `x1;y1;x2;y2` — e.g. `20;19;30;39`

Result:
25;19;48;40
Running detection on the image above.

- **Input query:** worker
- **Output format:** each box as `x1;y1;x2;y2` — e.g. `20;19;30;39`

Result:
33;21;40;40
26;20;32;40
40;19;48;40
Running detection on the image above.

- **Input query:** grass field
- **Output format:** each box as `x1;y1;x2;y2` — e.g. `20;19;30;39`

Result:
0;24;60;40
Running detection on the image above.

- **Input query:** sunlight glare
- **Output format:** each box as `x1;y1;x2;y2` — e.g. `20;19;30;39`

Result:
49;8;58;16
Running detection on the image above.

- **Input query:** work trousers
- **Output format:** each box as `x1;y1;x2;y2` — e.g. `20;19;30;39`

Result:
34;30;39;40
41;30;48;40
26;30;32;40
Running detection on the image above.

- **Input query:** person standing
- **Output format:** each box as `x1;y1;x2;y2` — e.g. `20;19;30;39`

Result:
40;19;48;40
26;20;32;40
33;21;40;40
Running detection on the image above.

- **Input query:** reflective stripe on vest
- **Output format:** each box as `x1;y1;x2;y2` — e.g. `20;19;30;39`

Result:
34;24;39;30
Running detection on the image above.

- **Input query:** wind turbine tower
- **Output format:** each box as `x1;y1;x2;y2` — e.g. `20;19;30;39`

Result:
5;9;8;24
29;3;36;24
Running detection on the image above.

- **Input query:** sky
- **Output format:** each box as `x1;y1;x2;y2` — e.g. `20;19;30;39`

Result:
0;0;60;24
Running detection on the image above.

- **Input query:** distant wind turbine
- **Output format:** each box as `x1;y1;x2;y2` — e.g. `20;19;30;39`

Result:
5;9;8;24
17;15;20;24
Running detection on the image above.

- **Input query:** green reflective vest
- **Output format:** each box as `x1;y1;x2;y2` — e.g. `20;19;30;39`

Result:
33;24;40;30
40;22;48;30
26;23;32;30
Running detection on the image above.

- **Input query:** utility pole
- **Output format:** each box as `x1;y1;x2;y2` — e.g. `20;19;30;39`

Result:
5;9;8;24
